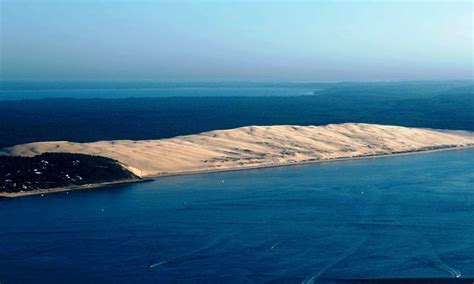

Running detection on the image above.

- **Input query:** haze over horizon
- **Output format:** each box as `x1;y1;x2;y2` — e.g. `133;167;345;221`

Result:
1;0;472;81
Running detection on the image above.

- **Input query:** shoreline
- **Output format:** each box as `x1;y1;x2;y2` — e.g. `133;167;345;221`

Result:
146;144;474;179
2;144;473;198
0;178;153;198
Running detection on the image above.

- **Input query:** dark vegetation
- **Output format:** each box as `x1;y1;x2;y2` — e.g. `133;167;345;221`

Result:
0;81;472;148
0;153;138;193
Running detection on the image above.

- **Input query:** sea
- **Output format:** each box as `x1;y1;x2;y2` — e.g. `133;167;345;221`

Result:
0;82;317;100
1;148;473;283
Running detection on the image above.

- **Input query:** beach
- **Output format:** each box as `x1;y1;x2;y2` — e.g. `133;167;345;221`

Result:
2;123;474;197
5;123;474;178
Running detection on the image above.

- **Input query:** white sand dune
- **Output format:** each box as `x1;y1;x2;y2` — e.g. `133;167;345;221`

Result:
4;123;474;177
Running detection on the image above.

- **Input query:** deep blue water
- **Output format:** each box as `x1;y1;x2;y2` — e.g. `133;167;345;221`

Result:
1;149;473;283
0;87;315;100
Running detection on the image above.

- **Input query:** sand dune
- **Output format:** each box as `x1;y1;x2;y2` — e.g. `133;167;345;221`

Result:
4;123;474;177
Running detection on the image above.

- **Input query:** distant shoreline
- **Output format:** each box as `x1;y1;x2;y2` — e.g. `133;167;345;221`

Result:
2;144;472;198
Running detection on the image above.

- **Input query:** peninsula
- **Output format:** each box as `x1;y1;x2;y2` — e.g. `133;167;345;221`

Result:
2;124;473;190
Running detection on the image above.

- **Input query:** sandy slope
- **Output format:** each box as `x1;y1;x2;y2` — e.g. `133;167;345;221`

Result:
4;123;474;177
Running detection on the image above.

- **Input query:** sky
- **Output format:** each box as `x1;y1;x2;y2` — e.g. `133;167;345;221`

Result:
0;0;472;81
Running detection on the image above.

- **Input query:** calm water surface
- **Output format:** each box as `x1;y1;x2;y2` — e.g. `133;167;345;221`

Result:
1;149;473;283
0;87;315;100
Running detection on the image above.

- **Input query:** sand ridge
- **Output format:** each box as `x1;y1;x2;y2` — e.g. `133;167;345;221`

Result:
4;123;474;177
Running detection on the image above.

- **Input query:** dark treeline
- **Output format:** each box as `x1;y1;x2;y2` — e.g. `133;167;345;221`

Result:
0;82;472;148
0;153;137;193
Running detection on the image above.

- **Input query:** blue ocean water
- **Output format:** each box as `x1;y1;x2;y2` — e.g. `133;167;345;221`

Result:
0;87;315;100
1;149;473;282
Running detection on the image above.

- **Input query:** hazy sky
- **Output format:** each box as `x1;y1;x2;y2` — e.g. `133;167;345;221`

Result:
1;0;472;81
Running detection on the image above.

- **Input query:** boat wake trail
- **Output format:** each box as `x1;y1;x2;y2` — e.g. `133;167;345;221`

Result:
269;241;281;250
148;236;226;269
417;232;462;278
418;233;461;278
301;237;369;284
438;263;461;278
303;189;382;283
420;257;462;278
